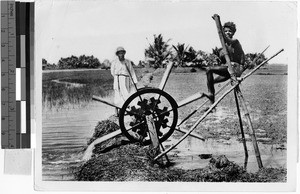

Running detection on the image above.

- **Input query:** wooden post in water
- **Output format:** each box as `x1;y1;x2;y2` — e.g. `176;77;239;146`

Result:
234;88;248;169
235;87;263;168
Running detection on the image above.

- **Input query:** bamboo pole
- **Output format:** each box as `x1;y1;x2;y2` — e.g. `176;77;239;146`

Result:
234;88;248;169
175;127;205;141
124;61;139;93
242;49;284;80
159;61;174;90
159;142;170;165
212;14;237;81
235;87;263;168
177;92;205;108
92;95;122;109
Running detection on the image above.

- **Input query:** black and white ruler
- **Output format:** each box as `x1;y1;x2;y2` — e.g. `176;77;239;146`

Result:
1;0;33;149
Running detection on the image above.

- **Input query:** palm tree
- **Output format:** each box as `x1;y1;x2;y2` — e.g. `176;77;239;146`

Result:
172;43;189;67
245;53;267;69
145;34;172;68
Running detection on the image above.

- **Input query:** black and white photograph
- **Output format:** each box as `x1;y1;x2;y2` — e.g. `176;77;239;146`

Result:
34;0;298;191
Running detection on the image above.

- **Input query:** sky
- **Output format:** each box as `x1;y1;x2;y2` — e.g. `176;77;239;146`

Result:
36;0;297;65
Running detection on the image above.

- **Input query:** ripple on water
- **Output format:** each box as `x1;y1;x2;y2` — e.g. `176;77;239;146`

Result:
42;100;115;181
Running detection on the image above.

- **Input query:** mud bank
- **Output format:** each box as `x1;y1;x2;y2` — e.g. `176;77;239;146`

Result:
74;119;286;182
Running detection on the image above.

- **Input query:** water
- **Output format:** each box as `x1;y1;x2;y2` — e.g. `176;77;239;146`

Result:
42;98;114;181
166;132;286;173
164;106;286;173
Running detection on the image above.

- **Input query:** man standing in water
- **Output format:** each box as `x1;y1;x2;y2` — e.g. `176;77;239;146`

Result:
204;22;245;109
111;46;138;116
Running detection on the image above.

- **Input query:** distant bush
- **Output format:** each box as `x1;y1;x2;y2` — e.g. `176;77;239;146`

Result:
102;59;111;70
42;58;58;70
57;55;101;69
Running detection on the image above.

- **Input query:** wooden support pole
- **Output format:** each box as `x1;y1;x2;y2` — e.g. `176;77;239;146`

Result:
159;141;170;164
82;129;123;161
175;127;205;141
234;88;248;169
146;115;160;150
177;92;205;108
235;87;263;169
159;62;174;90
92;95;122;109
146;115;165;164
82;121;146;161
212;14;237;81
242;49;284;80
124;61;139;93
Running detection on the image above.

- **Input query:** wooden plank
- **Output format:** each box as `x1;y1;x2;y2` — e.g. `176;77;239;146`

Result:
82;129;122;161
177;92;204;108
92;95;122;109
158;62;174;90
175;127;205;141
146;115;160;151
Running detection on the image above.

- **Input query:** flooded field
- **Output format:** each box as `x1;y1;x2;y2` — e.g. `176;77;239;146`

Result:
42;65;287;181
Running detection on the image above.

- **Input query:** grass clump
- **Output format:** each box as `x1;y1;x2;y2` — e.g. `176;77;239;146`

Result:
74;143;286;182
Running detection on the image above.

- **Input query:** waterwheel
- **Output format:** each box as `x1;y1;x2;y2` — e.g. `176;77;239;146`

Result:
119;87;178;145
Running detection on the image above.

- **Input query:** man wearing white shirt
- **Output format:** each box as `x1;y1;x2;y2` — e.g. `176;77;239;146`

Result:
110;46;138;116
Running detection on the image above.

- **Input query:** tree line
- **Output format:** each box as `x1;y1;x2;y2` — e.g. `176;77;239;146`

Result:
42;34;266;70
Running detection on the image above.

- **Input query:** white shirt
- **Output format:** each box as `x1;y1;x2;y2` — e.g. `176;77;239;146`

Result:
110;58;138;83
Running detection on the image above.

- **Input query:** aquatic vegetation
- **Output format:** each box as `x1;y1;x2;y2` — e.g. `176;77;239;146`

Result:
42;70;113;108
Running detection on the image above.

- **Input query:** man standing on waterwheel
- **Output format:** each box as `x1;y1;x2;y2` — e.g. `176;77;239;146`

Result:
204;21;245;110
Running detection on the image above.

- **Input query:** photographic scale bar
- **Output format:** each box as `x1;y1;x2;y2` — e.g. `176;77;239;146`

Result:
1;1;33;149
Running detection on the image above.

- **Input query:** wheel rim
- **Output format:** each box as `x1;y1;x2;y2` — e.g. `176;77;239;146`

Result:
119;88;178;145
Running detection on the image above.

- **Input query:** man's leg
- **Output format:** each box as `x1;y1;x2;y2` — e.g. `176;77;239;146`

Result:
206;66;230;103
